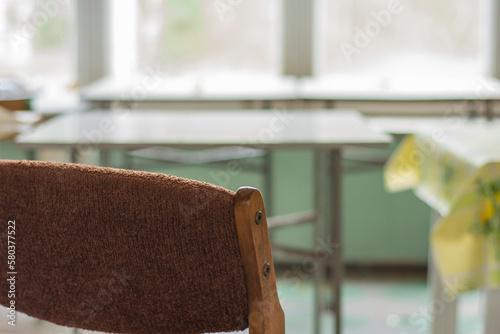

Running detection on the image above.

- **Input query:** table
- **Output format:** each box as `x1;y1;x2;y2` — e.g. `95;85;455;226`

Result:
16;109;392;334
0;111;44;141
82;75;500;104
302;77;500;119
367;116;468;136
384;119;500;334
301;76;500;100
81;75;298;109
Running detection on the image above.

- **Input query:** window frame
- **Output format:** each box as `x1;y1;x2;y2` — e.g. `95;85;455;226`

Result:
76;0;500;84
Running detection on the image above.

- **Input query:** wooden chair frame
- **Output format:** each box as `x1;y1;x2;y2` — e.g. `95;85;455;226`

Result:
0;159;284;333
234;187;285;334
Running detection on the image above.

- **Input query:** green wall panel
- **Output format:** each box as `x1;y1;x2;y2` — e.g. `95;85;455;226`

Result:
0;143;430;265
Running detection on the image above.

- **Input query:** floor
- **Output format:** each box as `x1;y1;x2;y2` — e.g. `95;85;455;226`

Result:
0;275;485;334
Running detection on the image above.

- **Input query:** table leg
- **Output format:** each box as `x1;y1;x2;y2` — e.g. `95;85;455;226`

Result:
314;148;343;334
483;288;500;334
485;100;494;122
123;150;133;169
25;149;36;160
100;149;110;167
314;150;329;334
263;151;273;217
429;209;457;334
70;148;79;164
329;148;343;334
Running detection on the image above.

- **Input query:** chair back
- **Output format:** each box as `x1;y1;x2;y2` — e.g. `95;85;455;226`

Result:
0;160;283;333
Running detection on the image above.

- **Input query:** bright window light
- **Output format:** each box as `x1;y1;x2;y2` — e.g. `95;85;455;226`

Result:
316;0;486;80
0;0;76;91
111;0;282;79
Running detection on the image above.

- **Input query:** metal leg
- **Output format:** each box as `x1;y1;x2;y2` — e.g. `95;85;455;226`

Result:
313;150;329;334
263;151;273;217
467;100;478;119
329;148;343;334
429;209;457;334
325;100;335;109
262;95;273;217
485;100;494;122
123;150;133;169
100;149;110;167
313;148;343;334
262;97;273;216
70;148;79;164
25;149;36;160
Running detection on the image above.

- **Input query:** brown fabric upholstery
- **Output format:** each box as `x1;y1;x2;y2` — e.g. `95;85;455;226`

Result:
0;160;248;333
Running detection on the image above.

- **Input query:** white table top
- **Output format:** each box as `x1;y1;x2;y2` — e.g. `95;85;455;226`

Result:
404;120;500;167
81;75;298;102
366;116;500;135
81;75;500;103
301;76;500;101
16;109;392;149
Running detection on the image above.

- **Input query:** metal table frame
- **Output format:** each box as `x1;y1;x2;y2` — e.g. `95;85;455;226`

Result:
17;109;391;334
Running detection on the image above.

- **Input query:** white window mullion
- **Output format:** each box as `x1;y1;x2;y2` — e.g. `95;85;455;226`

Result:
76;0;111;86
282;0;314;77
486;0;500;78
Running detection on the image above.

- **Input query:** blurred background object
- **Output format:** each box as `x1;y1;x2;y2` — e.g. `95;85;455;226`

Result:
2;1;500;333
0;77;33;111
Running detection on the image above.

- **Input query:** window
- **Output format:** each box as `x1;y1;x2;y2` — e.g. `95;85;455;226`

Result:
111;0;282;79
317;0;485;80
0;0;76;91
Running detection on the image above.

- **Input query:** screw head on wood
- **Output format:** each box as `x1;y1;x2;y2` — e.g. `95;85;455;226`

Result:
255;210;263;225
263;263;271;278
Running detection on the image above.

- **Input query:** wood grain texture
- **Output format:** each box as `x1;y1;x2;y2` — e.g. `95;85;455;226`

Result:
234;187;285;334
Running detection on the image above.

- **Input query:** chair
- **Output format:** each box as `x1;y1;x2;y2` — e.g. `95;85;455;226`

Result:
123;147;274;216
0;160;284;334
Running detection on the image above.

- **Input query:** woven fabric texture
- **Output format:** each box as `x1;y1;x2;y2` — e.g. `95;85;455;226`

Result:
0;160;248;333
